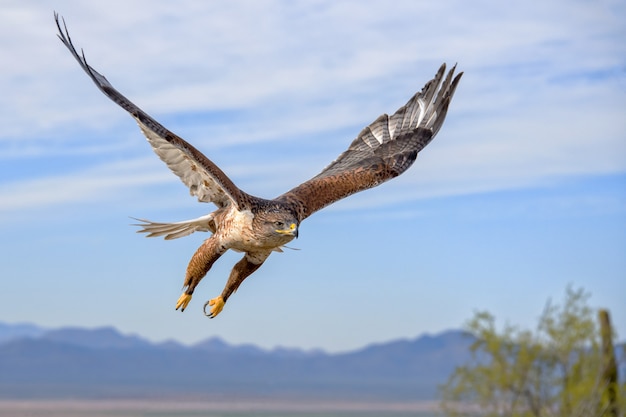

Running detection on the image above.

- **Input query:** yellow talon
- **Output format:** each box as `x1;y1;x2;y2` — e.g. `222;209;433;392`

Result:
204;296;225;318
175;293;192;311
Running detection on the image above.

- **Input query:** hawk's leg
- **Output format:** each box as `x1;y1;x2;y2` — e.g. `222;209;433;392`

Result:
176;236;226;312
204;251;270;318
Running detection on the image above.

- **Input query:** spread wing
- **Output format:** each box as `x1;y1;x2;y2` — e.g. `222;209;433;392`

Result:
55;13;249;210
277;63;462;222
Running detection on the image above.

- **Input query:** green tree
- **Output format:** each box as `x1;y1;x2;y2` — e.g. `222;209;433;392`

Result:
440;286;624;417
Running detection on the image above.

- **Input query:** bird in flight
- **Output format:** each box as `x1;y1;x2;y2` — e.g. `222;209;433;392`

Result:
55;13;462;318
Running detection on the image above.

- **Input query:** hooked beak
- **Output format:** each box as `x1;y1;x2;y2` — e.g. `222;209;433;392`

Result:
276;223;298;238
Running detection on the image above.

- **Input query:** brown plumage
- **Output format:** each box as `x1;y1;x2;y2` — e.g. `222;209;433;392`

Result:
55;13;462;318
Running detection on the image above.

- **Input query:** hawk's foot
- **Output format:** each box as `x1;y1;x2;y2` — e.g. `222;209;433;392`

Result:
204;296;225;319
175;293;192;312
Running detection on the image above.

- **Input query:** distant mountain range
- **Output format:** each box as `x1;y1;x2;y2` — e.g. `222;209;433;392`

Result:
0;322;473;400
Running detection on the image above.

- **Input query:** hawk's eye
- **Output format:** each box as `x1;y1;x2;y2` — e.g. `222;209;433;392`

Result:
274;221;284;227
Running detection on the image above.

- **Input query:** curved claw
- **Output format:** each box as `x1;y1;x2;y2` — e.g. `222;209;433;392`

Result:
176;293;192;312
203;296;225;318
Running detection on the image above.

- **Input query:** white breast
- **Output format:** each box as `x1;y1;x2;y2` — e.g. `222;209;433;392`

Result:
218;208;255;250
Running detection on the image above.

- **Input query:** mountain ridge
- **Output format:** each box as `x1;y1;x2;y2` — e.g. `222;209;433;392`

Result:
0;320;466;356
0;321;473;400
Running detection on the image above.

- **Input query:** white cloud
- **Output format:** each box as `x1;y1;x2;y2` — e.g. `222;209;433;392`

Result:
0;157;172;212
0;0;624;215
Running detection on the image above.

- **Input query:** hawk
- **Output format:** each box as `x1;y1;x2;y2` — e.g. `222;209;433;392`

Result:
55;13;462;318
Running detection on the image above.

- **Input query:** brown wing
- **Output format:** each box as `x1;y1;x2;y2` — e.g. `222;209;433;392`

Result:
277;63;462;222
55;13;249;210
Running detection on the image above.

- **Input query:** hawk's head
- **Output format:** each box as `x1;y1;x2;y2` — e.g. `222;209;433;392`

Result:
253;208;299;247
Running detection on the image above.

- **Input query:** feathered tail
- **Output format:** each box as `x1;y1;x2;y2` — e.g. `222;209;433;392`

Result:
132;213;216;240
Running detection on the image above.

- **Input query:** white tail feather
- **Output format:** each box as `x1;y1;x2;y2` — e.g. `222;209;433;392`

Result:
131;213;215;240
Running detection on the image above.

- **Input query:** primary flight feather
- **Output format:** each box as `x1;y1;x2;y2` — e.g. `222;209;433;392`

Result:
55;13;462;318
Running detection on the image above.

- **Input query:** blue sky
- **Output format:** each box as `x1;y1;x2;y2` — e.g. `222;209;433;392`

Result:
1;0;624;352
